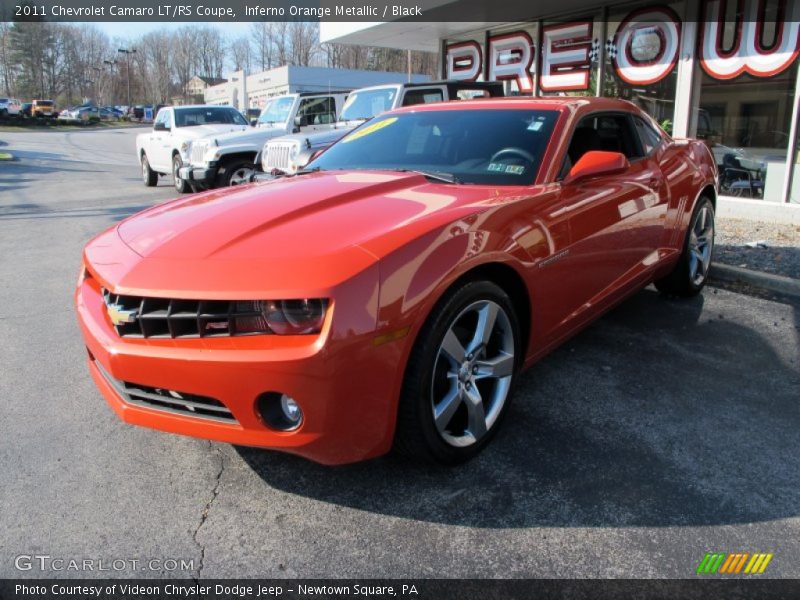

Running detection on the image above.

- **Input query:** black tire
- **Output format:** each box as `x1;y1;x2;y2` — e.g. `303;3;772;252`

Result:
655;196;715;297
141;154;158;187
172;154;191;193
217;160;256;187
393;280;521;465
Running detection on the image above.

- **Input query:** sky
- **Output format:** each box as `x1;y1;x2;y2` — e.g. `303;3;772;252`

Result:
88;21;252;41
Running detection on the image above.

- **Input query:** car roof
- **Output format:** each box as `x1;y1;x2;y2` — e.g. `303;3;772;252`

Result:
390;96;638;114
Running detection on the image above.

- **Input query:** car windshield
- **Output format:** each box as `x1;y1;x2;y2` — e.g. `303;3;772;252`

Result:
174;107;247;127
257;97;294;125
308;109;559;186
37;101;53;106
339;88;396;121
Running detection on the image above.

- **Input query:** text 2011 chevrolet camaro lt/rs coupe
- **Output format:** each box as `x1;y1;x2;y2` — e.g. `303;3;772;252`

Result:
75;98;717;465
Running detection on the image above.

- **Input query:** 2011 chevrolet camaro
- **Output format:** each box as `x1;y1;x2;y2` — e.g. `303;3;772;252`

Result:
75;98;717;465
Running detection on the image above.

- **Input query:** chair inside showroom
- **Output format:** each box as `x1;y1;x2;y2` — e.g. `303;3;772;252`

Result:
720;153;764;198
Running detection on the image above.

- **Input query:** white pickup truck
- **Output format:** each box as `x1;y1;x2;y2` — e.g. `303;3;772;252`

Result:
177;91;349;189
258;81;506;177
136;105;250;192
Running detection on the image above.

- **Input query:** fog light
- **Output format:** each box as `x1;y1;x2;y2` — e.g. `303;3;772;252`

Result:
257;392;303;431
280;394;302;425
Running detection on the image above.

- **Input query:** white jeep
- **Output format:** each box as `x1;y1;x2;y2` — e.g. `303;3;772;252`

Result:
136;105;249;193
177;91;348;189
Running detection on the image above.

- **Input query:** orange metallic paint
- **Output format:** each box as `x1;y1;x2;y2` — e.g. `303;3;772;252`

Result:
75;98;717;464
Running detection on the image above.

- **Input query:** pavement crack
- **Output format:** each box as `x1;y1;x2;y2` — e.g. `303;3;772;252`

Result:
192;442;225;581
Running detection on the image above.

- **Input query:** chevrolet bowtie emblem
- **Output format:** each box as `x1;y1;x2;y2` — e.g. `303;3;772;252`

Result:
107;303;138;326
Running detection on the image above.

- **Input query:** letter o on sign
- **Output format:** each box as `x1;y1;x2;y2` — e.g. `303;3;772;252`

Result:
613;7;681;85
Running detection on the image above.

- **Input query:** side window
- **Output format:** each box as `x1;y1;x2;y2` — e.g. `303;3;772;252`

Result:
634;117;663;155
401;88;444;107
161;110;172;129
297;97;336;125
560;113;642;178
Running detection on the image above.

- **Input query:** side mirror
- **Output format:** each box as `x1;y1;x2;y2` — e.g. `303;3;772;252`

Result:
563;151;629;184
153;121;168;132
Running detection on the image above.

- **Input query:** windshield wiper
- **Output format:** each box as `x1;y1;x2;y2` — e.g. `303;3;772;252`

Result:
391;169;461;184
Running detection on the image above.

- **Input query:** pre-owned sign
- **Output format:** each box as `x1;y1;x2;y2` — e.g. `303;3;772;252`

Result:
445;0;800;92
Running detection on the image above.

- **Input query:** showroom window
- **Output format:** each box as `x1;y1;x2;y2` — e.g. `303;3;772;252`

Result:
697;64;797;202
694;0;799;201
603;3;684;129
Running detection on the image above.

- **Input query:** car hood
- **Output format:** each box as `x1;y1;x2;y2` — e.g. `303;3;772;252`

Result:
177;124;249;140
118;170;514;259
213;126;287;147
100;171;523;296
291;127;355;149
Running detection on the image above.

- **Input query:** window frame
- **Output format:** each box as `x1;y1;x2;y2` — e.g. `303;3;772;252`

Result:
557;110;646;180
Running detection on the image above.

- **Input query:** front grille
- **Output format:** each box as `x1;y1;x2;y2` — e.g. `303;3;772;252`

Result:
263;141;294;172
95;361;237;423
190;140;208;165
102;289;266;338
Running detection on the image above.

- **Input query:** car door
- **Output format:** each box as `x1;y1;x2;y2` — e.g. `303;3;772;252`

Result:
552;112;667;329
150;109;172;171
295;96;337;133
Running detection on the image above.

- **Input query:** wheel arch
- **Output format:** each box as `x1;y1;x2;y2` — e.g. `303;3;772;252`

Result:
446;262;532;359
218;151;258;166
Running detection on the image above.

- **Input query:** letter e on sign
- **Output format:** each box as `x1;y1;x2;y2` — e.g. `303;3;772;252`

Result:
540;21;593;92
488;31;535;93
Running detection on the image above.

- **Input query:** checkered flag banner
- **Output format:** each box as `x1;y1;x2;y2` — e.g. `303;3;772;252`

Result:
605;37;618;60
589;38;601;63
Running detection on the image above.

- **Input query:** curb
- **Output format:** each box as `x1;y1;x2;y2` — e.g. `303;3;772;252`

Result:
710;263;800;299
0;151;12;160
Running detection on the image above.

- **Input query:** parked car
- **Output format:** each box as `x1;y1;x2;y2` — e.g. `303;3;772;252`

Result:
178;91;350;190
136;105;250;193
20;103;32;118
0;97;22;118
259;81;505;178
76;97;718;465
99;107;120;121
32;100;57;118
60;106;101;123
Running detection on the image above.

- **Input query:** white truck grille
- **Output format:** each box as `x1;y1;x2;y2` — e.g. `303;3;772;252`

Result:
190;140;209;165
263;141;296;173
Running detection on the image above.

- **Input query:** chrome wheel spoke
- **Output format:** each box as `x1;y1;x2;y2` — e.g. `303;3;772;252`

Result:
441;328;466;365
434;386;462;432
464;385;487;440
467;301;498;356
474;352;514;379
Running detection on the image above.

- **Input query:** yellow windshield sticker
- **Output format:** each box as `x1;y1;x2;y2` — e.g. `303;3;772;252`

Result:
342;117;398;143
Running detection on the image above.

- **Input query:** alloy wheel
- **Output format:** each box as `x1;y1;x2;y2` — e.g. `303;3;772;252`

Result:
688;204;714;286
430;300;515;447
229;166;255;186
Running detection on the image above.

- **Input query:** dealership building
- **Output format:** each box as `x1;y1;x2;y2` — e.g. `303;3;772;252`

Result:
322;0;800;219
204;65;429;111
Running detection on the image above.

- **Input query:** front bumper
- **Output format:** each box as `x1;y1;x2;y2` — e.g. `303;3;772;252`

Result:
178;165;217;187
74;262;403;465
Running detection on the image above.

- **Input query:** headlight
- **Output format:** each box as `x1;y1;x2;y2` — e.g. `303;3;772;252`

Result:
233;299;328;335
289;144;300;160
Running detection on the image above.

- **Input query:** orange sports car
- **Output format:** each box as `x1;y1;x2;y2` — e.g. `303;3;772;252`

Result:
75;98;717;465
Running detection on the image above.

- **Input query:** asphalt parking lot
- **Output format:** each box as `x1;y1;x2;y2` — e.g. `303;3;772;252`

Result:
1;127;799;579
